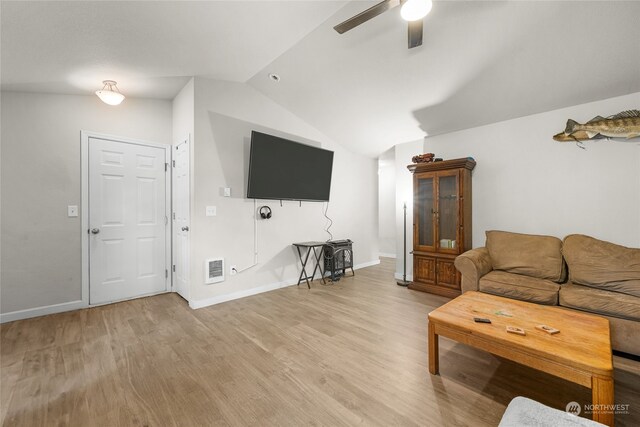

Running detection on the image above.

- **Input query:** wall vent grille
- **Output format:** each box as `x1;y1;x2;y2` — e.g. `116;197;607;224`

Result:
205;258;224;284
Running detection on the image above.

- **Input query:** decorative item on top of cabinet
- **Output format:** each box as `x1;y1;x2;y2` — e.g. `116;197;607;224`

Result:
407;157;475;297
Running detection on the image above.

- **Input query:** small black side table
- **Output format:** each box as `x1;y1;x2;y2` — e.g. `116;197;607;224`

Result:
292;241;326;288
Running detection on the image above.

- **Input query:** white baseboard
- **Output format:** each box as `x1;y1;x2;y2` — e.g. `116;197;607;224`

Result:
190;258;381;310
394;272;414;282
378;252;397;259
189;278;299;309
354;259;380;269
0;300;86;324
0;259;385;319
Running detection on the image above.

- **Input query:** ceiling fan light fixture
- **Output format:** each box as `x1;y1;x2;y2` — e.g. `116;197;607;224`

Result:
95;80;125;105
401;0;432;22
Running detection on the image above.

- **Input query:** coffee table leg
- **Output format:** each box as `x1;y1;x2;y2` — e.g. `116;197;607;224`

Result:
428;321;439;375
592;375;614;426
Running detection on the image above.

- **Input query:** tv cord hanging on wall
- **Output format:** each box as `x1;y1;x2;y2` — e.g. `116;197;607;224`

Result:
323;202;333;242
233;199;260;274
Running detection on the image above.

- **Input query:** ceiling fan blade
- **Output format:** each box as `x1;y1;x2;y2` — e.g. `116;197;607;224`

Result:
407;19;423;49
334;0;401;34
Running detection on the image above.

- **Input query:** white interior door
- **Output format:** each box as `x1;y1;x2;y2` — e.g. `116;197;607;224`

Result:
89;137;168;304
172;139;190;300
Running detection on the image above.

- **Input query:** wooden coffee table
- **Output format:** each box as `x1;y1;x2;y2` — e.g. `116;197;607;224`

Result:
428;291;615;426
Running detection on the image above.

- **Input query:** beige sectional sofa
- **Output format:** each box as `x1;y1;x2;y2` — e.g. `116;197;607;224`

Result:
454;230;640;356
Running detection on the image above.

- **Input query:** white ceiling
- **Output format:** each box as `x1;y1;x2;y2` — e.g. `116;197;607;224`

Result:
249;1;640;157
3;1;639;157
0;1;346;98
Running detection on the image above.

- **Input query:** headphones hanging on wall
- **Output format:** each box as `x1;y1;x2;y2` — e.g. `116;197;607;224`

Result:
259;205;272;219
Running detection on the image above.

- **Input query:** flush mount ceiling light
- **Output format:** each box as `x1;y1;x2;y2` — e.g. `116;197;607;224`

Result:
401;0;433;22
95;80;125;105
268;73;281;82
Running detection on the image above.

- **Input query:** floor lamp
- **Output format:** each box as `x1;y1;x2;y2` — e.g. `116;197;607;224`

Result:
397;202;411;287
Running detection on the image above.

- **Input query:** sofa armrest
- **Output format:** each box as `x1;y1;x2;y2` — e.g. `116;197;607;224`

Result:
454;248;493;293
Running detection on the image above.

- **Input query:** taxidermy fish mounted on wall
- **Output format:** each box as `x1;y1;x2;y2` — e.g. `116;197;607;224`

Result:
553;109;640;148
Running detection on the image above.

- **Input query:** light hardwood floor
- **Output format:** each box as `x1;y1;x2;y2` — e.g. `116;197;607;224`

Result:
1;258;638;426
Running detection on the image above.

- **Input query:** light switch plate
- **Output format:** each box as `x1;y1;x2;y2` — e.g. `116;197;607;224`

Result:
206;206;217;217
224;187;231;197
68;205;78;217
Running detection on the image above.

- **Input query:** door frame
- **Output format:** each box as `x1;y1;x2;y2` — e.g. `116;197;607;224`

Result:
81;131;172;306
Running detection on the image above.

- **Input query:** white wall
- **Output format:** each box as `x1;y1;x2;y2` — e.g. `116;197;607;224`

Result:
189;77;379;307
396;93;640;277
378;148;396;257
392;93;640;280
417;92;640;256
1;91;172;315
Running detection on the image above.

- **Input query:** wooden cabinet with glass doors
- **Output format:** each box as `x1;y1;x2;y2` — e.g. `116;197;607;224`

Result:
407;158;476;297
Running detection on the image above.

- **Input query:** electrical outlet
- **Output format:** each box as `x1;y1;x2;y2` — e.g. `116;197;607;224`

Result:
230;265;237;275
206;206;216;216
224;187;231;197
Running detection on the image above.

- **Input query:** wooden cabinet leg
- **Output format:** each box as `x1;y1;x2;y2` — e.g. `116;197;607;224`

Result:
592;375;614;427
428;321;439;375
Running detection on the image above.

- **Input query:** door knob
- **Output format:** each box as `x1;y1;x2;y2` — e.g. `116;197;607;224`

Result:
91;228;100;234
181;226;189;232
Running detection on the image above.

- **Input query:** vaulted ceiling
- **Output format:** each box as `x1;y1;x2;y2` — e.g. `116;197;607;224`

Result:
3;1;639;157
0;1;346;98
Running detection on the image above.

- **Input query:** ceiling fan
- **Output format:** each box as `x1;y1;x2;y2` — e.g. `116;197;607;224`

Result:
334;0;433;49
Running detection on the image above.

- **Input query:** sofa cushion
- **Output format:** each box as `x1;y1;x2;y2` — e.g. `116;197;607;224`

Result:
499;396;606;427
559;283;640;321
479;271;560;305
486;230;565;282
563;234;640;297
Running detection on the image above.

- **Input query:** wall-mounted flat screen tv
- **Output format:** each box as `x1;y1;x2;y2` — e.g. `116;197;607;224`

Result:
247;131;334;202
